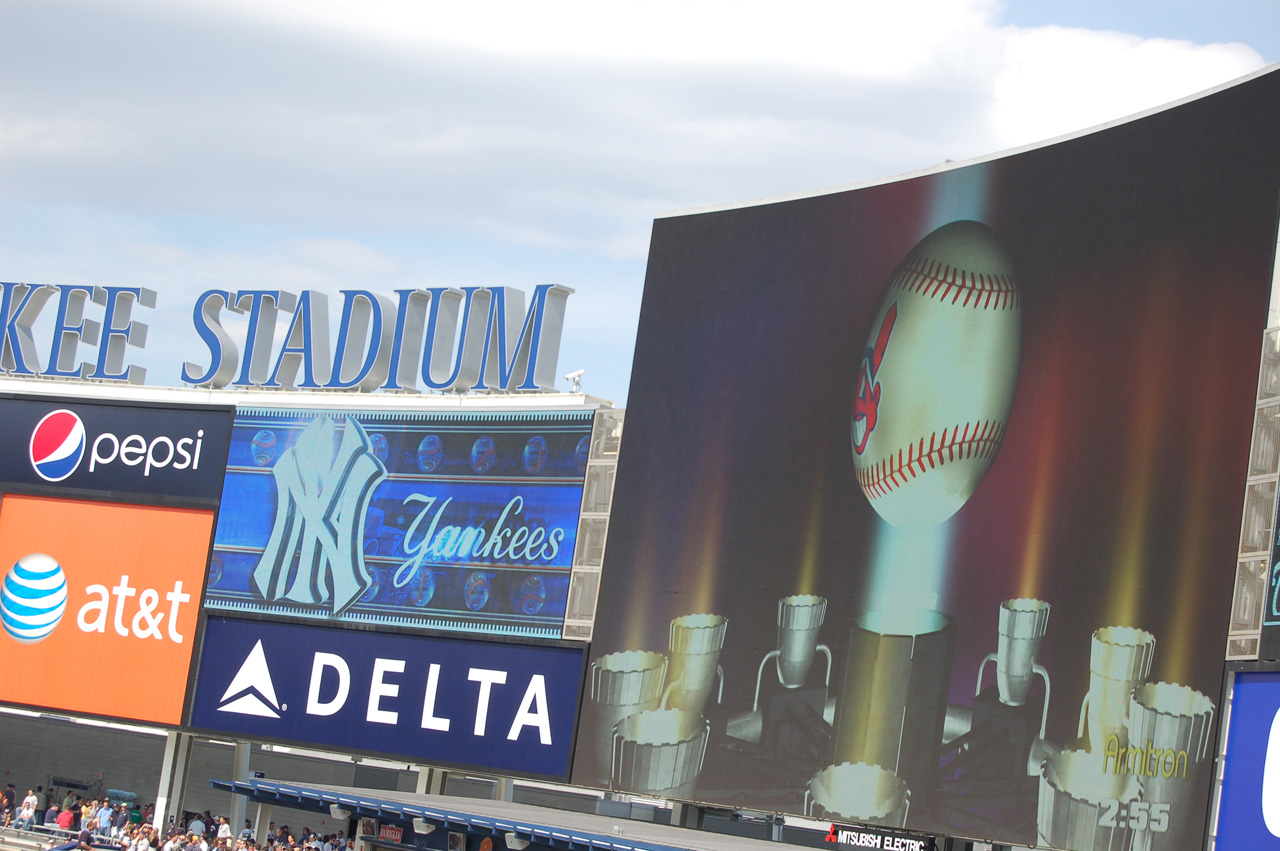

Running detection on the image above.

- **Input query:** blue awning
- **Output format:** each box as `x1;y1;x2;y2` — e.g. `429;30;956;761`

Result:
208;779;794;851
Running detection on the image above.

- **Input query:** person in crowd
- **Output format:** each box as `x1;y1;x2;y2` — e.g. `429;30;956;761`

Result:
217;818;233;841
15;797;37;831
162;829;184;851
3;783;17;813
96;800;113;838
34;787;47;826
45;823;95;851
57;804;74;831
46;803;60;826
113;804;130;838
237;821;253;842
187;815;205;838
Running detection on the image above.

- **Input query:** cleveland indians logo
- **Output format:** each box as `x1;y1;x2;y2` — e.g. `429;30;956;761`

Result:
852;302;897;455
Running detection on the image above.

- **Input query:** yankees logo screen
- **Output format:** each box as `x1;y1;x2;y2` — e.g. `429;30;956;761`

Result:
574;69;1280;851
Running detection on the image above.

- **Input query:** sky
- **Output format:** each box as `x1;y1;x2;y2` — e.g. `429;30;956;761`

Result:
1;0;1277;406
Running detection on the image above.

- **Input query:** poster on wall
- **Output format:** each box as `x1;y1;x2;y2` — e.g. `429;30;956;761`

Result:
205;408;594;639
573;69;1280;851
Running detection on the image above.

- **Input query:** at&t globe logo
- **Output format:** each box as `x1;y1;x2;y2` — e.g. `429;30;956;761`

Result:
29;409;86;482
0;553;68;643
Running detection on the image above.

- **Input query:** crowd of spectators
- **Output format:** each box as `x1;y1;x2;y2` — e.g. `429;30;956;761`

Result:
1;783;354;851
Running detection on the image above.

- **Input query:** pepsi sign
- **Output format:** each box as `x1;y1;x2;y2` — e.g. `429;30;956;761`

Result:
0;395;233;501
189;616;585;779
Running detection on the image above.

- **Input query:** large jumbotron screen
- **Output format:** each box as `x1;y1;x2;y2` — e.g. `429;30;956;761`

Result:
575;69;1280;850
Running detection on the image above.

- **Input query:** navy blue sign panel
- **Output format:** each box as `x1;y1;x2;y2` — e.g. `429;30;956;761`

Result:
0;395;234;502
206;407;592;639
190;616;585;780
1216;669;1280;844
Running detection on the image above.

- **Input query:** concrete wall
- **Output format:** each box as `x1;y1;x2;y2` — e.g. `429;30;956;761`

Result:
0;713;418;832
0;714;167;806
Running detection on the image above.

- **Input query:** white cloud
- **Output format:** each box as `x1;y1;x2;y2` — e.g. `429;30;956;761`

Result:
285;238;399;277
989;26;1263;149
0;0;1271;402
188;0;1001;80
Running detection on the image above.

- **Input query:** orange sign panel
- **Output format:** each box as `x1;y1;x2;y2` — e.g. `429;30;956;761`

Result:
0;494;213;725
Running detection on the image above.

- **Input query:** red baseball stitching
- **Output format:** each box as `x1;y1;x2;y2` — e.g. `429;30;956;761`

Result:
889;254;1020;310
856;420;1006;499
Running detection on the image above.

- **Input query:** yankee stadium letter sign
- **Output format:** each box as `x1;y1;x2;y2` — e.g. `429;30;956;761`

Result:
189;616;585;779
0;283;570;394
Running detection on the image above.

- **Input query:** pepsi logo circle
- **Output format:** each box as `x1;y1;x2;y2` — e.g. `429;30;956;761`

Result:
0;553;68;644
29;409;86;482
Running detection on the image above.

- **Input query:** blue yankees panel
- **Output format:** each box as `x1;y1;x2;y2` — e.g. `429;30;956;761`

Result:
190;616;586;780
205;407;593;638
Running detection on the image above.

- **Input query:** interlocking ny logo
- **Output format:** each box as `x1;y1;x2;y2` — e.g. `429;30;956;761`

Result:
252;416;387;615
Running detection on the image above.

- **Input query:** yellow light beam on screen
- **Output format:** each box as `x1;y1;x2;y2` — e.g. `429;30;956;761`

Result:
795;474;827;596
1105;283;1174;628
1162;464;1210;684
1018;331;1068;600
688;477;725;616
622;502;660;653
686;412;732;617
1162;311;1227;685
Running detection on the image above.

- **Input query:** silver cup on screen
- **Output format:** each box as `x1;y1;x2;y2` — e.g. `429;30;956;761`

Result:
805;762;910;829
1038;748;1140;851
995;598;1050;706
610;708;710;800
589;651;668;784
666;614;728;714
777;594;827;687
1080;626;1155;752
1126;682;1214;851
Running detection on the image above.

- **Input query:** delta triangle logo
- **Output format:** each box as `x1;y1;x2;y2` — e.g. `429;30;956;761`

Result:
218;639;283;718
